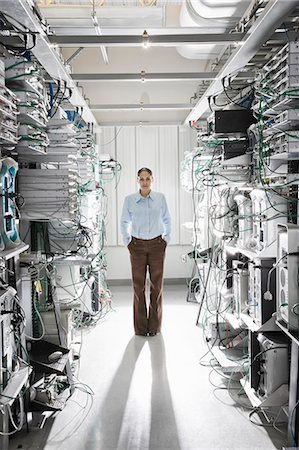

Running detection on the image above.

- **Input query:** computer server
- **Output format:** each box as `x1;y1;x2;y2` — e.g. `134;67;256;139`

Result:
276;224;299;332
247;258;276;326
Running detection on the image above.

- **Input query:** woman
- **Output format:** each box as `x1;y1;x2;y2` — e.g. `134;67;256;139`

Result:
121;167;171;336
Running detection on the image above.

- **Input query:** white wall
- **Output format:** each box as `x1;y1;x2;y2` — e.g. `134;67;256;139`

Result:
97;124;196;280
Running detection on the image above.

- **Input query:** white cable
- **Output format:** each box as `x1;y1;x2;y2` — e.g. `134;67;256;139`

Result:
0;397;24;436
8;397;24;431
266;252;287;294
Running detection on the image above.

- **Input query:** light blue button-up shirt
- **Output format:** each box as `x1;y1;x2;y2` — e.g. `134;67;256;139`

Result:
120;191;171;246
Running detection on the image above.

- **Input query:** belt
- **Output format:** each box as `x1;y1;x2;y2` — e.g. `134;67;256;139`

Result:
131;235;162;242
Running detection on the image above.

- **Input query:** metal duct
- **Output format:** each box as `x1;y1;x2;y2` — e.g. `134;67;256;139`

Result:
177;0;251;59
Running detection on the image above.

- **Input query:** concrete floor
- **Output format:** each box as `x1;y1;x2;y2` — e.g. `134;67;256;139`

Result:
10;284;288;450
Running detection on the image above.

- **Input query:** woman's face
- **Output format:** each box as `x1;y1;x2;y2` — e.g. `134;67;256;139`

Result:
138;170;153;193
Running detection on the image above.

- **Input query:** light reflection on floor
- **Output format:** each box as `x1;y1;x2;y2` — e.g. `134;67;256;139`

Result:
9;284;287;450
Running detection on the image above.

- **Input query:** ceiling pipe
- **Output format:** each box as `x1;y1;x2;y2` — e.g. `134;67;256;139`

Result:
177;0;251;59
185;0;299;124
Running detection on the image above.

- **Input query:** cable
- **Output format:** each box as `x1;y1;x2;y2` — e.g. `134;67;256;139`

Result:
0;13;37;55
264;253;287;299
221;77;254;109
24;291;46;341
0;397;24;436
99;127;123;146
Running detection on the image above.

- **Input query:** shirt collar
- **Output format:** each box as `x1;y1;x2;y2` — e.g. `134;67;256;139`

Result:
136;190;154;202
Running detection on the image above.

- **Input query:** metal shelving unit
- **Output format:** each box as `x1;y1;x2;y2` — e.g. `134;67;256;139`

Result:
0;0;97;127
0;243;29;261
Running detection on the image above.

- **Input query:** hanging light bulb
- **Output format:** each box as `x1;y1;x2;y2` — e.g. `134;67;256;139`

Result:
142;30;150;49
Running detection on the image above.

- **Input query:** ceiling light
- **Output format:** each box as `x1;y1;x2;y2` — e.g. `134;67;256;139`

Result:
140;70;146;83
142;30;150;49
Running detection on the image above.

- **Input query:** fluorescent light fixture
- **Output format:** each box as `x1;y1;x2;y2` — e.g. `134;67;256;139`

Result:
91;11;109;64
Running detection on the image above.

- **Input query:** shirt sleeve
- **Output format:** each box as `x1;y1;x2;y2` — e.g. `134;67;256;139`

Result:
161;194;171;243
120;196;132;246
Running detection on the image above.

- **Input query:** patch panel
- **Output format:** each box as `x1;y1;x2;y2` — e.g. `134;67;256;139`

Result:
263;131;299;158
256;95;299;115
0;85;18;146
5;59;39;80
17;124;49;153
18;168;79;220
15;89;48;127
4;56;49;157
261;69;299;91
260;42;299;78
264;109;299;133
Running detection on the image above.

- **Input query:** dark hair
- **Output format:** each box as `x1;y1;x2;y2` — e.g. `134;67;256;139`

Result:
137;167;152;177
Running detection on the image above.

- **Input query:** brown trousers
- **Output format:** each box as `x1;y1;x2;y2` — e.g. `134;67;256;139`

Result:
128;235;167;335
